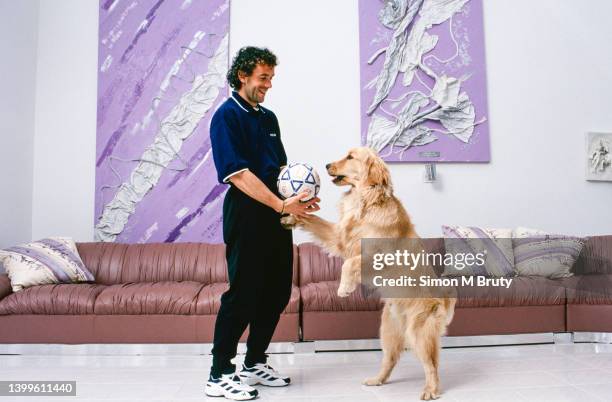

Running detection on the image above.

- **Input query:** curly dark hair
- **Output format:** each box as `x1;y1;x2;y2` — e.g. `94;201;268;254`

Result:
227;46;278;90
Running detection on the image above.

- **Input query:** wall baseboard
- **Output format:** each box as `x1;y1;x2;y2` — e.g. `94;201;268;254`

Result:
3;332;610;355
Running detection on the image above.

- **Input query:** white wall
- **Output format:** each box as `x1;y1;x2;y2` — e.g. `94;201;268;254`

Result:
0;0;39;249
31;0;98;241
28;0;612;244
231;0;612;242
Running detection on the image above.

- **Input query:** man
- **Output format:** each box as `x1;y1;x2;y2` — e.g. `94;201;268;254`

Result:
206;46;319;401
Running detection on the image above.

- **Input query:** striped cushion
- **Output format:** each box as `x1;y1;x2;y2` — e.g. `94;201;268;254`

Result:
512;227;584;278
442;225;515;277
0;237;95;292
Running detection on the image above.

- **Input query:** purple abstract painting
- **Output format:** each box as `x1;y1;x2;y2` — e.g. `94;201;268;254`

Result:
95;0;230;243
359;0;490;162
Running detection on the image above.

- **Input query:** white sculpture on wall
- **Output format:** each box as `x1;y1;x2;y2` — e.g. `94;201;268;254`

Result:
586;132;612;181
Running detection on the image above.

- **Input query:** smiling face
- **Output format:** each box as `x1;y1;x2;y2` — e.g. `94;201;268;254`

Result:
238;63;274;106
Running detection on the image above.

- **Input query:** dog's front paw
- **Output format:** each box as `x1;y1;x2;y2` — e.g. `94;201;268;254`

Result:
420;388;440;400
280;215;299;230
362;376;384;386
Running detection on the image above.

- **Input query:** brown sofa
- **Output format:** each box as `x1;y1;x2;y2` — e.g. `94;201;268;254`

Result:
0;243;300;343
297;236;612;340
0;236;610;344
565;235;612;332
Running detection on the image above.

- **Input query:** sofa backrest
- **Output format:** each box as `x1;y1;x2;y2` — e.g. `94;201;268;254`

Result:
573;235;612;275
77;243;299;285
298;239;447;284
298;243;344;285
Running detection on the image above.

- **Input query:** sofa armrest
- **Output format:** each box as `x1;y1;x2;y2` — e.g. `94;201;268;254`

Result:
0;274;12;301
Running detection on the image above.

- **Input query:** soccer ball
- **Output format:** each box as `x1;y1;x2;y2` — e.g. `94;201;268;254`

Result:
277;163;321;201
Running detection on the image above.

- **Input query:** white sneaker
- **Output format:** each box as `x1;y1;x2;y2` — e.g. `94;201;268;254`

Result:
239;363;291;387
205;373;258;400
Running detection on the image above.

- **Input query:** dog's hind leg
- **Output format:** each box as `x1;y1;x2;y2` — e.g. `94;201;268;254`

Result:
414;327;441;400
363;304;404;386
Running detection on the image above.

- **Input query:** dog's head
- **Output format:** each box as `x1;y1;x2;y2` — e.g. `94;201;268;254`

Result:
326;147;391;189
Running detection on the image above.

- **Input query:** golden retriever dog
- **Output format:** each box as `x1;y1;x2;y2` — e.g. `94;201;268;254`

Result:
281;147;456;400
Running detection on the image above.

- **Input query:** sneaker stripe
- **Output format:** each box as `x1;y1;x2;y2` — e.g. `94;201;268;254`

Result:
207;372;258;400
240;363;290;388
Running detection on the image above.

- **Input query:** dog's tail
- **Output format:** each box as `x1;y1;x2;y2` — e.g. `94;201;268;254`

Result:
440;297;456;327
414;297;456;337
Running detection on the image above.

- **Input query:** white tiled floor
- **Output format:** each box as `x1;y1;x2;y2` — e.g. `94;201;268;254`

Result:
1;343;612;401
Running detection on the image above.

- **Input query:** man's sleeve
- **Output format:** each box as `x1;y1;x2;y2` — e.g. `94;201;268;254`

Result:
210;109;250;184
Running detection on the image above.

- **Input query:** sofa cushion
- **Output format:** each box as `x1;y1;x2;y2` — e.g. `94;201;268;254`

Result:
456;276;566;307
76;243;228;285
0;274;11;301
442;225;515;277
299;240;380;312
76;242;127;285
301;281;382;312
565;274;612;305
195;284;300;314
512;227;584;278
77;243;299;286
572;235;612;275
298;243;343;285
0;284;105;315
195;283;227;315
93;281;205;315
421;238;447;276
1;238;95;292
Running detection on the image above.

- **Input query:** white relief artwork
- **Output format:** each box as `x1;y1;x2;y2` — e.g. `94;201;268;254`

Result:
95;33;229;241
360;0;490;162
586;132;612;182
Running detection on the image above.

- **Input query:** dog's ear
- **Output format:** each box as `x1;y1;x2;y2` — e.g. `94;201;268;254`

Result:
364;153;390;188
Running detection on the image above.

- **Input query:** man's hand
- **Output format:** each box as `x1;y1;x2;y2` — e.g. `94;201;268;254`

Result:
228;170;320;216
283;193;320;217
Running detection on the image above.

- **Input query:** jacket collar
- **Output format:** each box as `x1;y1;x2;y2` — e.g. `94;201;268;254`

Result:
231;91;266;114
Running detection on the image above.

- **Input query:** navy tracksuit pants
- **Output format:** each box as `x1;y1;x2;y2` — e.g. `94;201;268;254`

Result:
210;184;293;377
